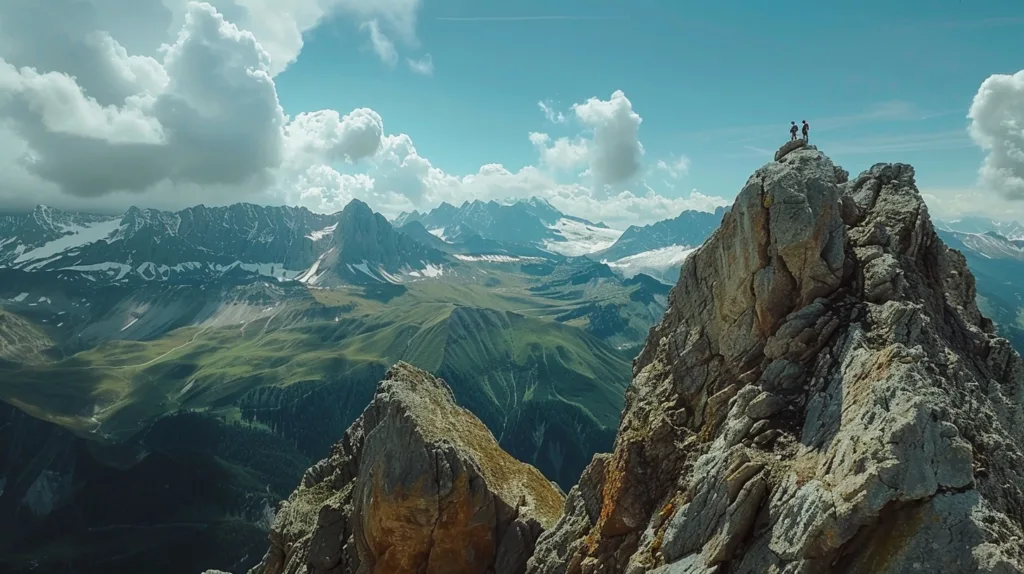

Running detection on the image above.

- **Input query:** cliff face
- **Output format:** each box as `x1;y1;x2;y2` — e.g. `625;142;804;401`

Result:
526;145;1024;573
250;362;565;574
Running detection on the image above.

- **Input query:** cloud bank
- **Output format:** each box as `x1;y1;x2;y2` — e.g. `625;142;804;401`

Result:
0;0;725;227
969;69;1024;200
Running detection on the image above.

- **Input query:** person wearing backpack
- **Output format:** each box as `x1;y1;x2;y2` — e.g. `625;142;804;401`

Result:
801;120;809;142
789;121;799;141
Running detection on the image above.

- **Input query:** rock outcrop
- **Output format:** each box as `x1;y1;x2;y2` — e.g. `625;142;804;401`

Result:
526;145;1024;573
249;362;565;574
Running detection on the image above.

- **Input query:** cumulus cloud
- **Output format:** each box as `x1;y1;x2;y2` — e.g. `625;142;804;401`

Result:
529;132;588;172
572;90;645;186
0;0;727;227
284;108;384;164
0;0;423;80
407;54;434;76
969;69;1024;199
0;2;286;197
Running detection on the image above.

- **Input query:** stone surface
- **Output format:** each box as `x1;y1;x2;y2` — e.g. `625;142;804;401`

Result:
526;146;1024;573
774;138;807;161
249;362;565;574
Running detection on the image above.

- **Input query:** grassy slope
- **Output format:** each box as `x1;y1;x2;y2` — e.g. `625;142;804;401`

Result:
1;274;635;486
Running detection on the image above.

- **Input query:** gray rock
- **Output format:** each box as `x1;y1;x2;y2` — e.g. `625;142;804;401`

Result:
774;139;807;161
745;391;786;419
527;147;1024;574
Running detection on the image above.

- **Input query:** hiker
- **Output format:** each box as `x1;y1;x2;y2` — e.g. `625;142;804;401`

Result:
789;121;798;141
801;120;809;142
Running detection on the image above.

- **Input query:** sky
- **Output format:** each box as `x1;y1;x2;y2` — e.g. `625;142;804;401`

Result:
0;0;1022;227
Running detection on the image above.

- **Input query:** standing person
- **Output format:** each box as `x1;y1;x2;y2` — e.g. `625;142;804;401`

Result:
789;121;798;141
801;120;809;142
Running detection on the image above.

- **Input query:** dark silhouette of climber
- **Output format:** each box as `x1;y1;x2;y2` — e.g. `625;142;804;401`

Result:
789;121;799;141
801;120;809;142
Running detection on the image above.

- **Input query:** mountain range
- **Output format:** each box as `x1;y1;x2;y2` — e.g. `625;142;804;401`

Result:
246;143;1024;574
2;181;1024;572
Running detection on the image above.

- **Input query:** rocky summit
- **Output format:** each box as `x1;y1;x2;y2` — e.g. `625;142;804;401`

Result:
249;362;565;574
243;144;1024;574
525;144;1024;573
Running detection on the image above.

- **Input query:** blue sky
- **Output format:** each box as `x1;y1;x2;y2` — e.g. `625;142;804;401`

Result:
0;0;1021;224
274;0;1024;219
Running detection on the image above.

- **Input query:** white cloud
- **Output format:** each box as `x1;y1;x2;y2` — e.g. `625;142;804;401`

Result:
0;60;165;144
529;132;588;172
0;0;730;228
969;69;1024;200
0;0;423;80
407;54;434;76
284;108;383;165
572;89;645;186
538;100;566;124
0;2;288;197
921;186;1024;222
361;20;398;67
656;155;691;179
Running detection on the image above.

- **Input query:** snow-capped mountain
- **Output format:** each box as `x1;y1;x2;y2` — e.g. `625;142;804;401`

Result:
0;199;728;288
936;217;1024;241
295;200;450;287
594;206;727;262
0;204;338;283
937;228;1024;350
0;202;448;286
395;197;621;256
0;205;121;267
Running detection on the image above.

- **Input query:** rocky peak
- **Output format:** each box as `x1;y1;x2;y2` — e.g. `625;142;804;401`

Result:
526;145;1024;573
250;362;565;574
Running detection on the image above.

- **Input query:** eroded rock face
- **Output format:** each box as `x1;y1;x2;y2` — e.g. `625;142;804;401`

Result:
250;362;565;574
527;145;1024;573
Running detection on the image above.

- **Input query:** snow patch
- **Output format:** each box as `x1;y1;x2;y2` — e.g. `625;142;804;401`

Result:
544;218;623;256
13;293;28;302
64;262;132;280
13;219;121;264
377;267;402;283
297;252;328;284
453;254;546;263
605;245;697;279
428;227;447;240
121;316;140;332
420;263;443;278
306;223;337;241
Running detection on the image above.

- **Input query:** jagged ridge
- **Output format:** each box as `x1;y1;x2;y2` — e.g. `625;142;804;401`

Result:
526;144;1024;573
